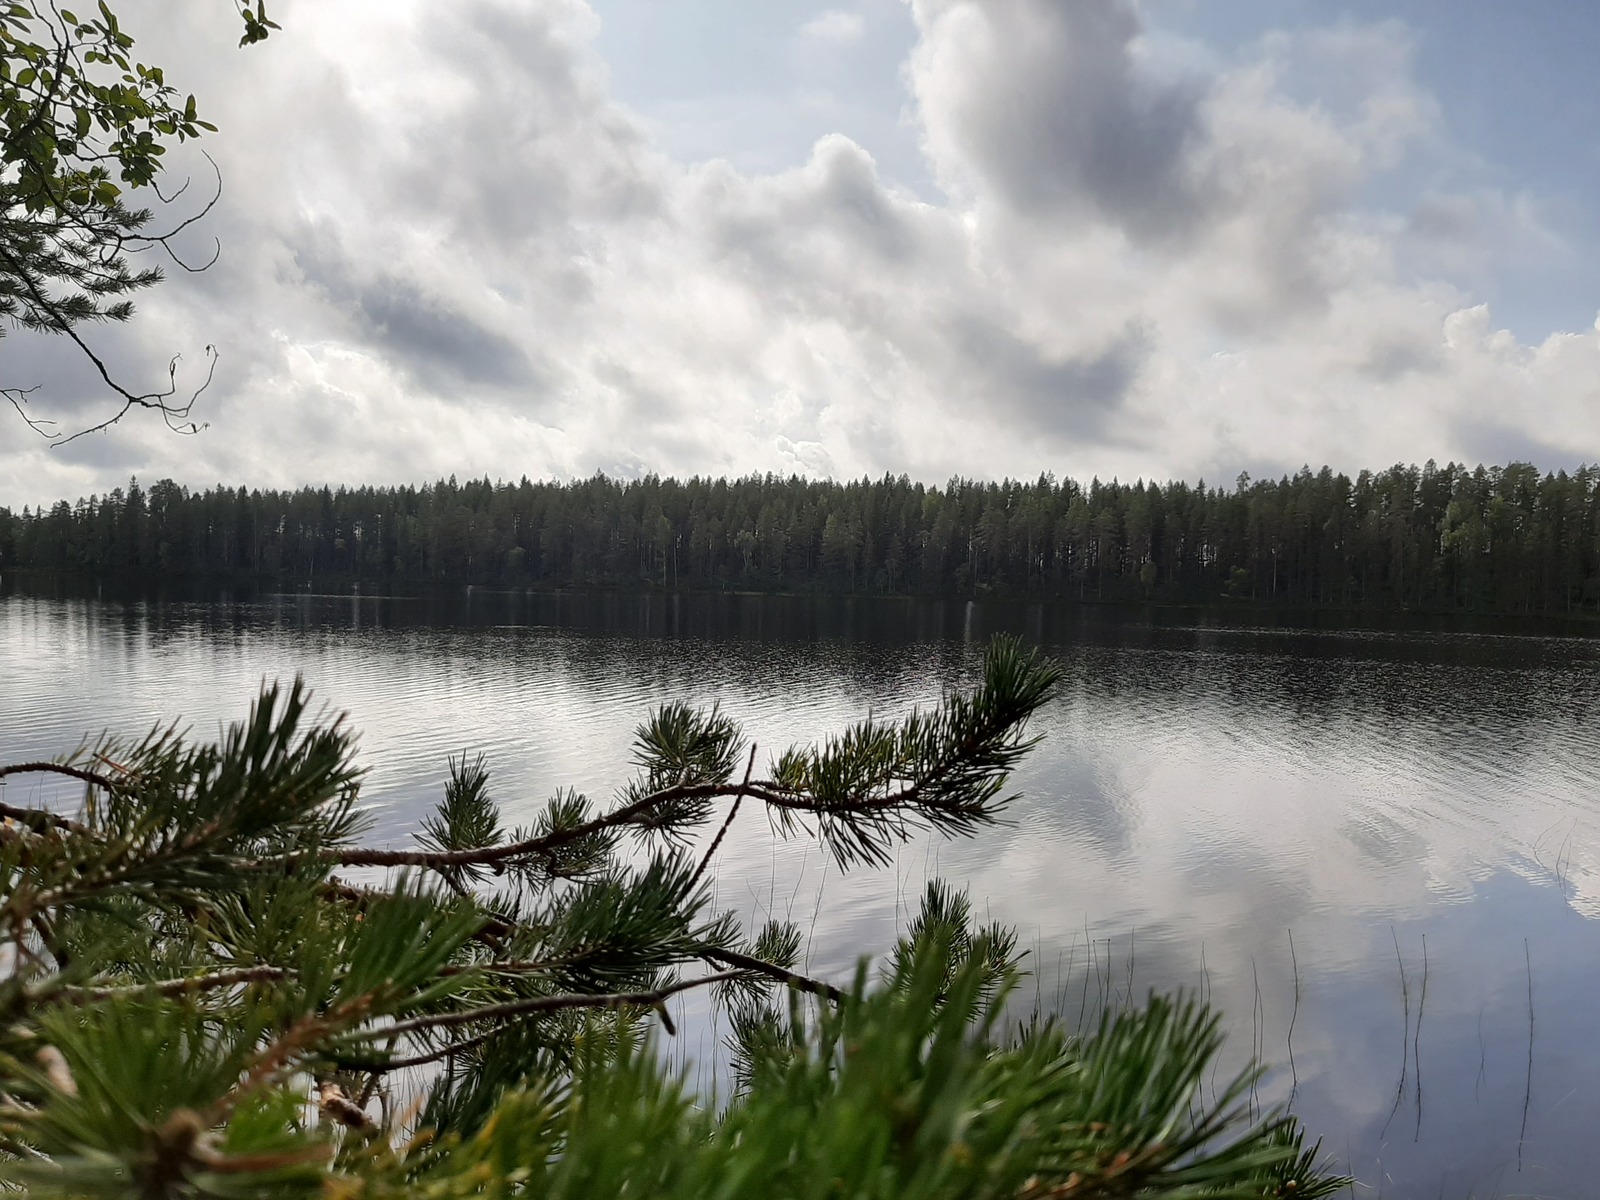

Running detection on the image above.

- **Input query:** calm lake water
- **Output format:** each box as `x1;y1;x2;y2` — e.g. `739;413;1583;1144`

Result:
4;577;1600;1198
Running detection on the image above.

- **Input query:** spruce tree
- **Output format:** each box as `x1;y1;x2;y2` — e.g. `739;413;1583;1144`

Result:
0;636;1343;1197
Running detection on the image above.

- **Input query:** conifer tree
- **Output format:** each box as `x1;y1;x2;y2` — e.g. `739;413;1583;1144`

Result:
0;636;1343;1197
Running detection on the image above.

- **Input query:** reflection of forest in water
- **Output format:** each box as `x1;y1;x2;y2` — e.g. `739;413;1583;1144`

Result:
4;583;1600;1197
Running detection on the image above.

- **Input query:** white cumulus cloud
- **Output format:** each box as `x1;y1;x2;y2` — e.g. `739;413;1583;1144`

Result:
0;0;1594;508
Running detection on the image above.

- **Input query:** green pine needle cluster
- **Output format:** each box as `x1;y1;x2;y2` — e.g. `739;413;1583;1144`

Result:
0;636;1347;1198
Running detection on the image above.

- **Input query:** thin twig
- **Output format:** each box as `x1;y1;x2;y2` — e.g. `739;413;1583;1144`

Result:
700;945;845;1004
339;1026;503;1074
687;745;756;893
1519;939;1534;1171
50;964;290;1004
1381;927;1410;1141
1413;933;1428;1141
329;781;776;869
1286;928;1300;1101
371;971;743;1039
0;240;216;444
0;760;122;800
439;959;567;978
327;773;960;870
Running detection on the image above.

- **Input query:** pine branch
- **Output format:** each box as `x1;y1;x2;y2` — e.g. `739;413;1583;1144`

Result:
49;965;289;1003
337;1027;501;1074
369;970;742;1040
326;773;1008;871
687;744;755;892
0;761;121;808
325;780;789;870
700;945;846;1004
0;653;1349;1199
317;1081;375;1133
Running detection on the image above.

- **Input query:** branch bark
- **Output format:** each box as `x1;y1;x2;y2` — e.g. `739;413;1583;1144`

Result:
0;760;122;800
370;970;744;1040
325;776;942;871
700;946;845;1004
51;964;290;1004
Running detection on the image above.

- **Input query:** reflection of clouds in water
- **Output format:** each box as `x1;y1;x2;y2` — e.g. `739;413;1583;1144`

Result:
5;588;1600;1196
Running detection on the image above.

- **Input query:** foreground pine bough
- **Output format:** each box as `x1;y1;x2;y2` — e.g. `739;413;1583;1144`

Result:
0;636;1345;1197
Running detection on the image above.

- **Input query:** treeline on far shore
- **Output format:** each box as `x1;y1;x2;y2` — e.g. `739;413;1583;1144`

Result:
2;460;1598;616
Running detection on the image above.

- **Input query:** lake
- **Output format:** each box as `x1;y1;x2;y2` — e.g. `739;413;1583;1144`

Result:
4;577;1600;1198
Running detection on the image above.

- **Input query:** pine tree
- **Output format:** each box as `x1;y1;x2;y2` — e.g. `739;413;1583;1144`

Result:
0;636;1343;1198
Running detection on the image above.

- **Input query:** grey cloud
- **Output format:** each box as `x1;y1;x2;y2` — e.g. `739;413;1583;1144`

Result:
806;138;920;261
705;137;933;290
412;0;662;247
1041;754;1135;860
911;0;1207;239
592;356;686;428
358;280;536;391
1358;339;1440;382
38;430;154;475
292;227;540;394
944;316;1147;440
1451;419;1589;473
1408;194;1480;244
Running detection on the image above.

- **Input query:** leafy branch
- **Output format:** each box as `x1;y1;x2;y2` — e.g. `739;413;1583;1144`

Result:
0;1;269;441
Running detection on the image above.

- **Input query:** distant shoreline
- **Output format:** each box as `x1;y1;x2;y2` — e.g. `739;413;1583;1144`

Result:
3;463;1597;622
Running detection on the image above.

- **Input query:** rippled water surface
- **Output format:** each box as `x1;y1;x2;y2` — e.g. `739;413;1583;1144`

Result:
4;580;1600;1198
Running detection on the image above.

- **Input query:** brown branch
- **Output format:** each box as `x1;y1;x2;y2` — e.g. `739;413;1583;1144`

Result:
337;1026;501;1074
325;776;939;871
438;959;566;978
317;1080;376;1133
46;959;568;1010
687;744;755;893
326;781;744;868
322;879;516;953
51;965;290;1004
327;780;749;868
0;760;122;801
0;800;90;837
700;946;846;1004
0;238;217;444
369;970;742;1040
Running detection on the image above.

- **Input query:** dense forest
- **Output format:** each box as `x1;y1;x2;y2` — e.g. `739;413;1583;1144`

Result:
2;460;1598;615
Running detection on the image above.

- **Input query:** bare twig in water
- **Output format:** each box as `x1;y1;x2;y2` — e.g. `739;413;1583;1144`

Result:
686;745;756;893
1286;928;1301;1102
1250;957;1263;1123
1476;1007;1487;1102
1413;933;1428;1142
1519;939;1534;1172
1381;927;1410;1142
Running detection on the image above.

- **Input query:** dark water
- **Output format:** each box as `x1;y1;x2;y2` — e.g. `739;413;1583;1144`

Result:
5;578;1600;1199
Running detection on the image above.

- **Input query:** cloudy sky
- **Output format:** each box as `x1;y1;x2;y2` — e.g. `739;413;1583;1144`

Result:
3;0;1599;507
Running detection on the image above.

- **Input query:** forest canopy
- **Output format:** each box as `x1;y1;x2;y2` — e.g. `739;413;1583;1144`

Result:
2;459;1598;616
